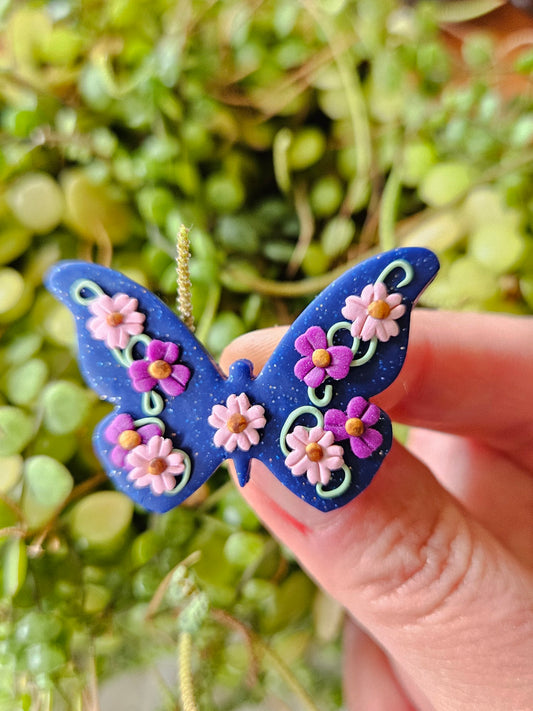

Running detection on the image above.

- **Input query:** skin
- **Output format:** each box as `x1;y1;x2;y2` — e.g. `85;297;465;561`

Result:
220;310;533;711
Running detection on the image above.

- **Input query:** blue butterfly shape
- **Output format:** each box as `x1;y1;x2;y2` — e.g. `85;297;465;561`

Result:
45;247;439;513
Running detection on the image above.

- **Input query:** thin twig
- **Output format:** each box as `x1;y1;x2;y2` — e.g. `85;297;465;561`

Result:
253;636;322;711
287;182;315;278
145;551;201;620
176;224;195;332
211;608;259;688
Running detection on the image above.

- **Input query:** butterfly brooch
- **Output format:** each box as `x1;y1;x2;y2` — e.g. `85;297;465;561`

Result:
46;247;439;513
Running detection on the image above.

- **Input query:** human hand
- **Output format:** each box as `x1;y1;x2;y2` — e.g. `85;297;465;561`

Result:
220;310;533;711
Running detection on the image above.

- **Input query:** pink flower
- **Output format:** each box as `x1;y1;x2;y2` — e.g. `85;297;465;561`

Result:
87;293;145;349
284;426;344;486
294;326;353;388
341;282;405;342
208;393;266;453
125;435;185;495
128;340;191;397
104;413;162;468
324;396;383;458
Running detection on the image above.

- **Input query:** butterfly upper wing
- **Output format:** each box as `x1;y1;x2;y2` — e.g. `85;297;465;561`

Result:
46;261;231;513
243;247;439;511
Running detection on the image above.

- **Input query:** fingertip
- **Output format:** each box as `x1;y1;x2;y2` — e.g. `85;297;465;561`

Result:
219;326;289;375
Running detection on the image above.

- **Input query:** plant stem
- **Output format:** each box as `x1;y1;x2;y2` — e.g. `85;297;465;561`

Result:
253;636;322;711
176;225;195;332
178;631;198;711
379;167;401;252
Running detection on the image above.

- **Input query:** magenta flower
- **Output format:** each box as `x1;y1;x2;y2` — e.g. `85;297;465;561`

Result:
125;435;185;495
128;340;191;396
324;396;383;458
341;282;405;342
104;413;162;468
284;426;344;486
294;326;353;388
86;293;145;349
208;393;266;453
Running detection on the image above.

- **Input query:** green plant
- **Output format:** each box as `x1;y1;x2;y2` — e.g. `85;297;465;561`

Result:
0;0;532;708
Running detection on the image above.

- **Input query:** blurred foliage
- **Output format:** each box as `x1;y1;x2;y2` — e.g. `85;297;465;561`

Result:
0;0;532;708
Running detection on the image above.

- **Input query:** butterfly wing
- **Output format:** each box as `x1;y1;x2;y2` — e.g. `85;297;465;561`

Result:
47;247;438;514
46;261;231;513
242;247;439;511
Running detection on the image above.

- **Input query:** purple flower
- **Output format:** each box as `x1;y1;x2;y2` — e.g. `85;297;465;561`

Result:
294;326;353;388
104;413;162;468
128;340;191;397
324;396;383;458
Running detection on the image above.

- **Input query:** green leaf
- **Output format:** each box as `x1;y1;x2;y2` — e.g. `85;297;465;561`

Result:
0;407;34;456
41;381;92;434
5;358;48;406
23;456;74;508
3;538;27;598
320;216;356;258
0;455;23;493
69;491;134;552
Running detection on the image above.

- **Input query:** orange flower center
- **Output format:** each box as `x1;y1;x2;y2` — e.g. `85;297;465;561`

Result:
148;359;172;379
118;429;142;450
367;300;391;320
311;348;331;368
345;417;365;437
106;311;124;326
148;457;166;476
227;413;248;434
305;442;323;462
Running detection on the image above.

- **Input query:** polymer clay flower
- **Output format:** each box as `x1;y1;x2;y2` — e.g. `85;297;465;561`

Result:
125;435;185;495
87;293;145;349
104;413;162;468
208;393;266;453
324;396;383;458
294;326;353;388
284;426;344;486
341;282;405;342
128;340;191;396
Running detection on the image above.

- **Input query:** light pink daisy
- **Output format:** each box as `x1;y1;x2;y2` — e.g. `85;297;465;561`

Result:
284;426;344;486
341;282;406;342
208;393;266;453
125;435;185;495
87;292;145;349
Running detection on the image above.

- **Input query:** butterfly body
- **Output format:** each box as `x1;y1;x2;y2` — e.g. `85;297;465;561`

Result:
46;247;439;513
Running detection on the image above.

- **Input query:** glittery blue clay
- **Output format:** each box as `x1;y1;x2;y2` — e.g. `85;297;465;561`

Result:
45;247;439;513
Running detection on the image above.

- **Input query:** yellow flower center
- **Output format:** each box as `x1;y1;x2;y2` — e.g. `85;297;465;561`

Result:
345;417;365;437
106;311;124;326
118;430;142;450
367;300;391;320
148;457;166;476
305;442;323;462
227;413;248;434
148;359;172;379
311;348;331;368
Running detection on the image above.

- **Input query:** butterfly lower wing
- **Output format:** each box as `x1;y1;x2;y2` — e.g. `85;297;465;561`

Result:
46;261;228;512
248;247;439;511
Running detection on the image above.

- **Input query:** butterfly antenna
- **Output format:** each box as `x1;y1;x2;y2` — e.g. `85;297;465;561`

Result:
176;224;195;332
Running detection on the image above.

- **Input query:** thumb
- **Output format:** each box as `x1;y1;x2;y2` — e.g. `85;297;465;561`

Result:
220;324;533;711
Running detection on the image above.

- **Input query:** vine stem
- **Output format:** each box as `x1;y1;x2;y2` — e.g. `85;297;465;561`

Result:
379;167;401;252
253;636;322;711
178;631;198;711
176;224;195;332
